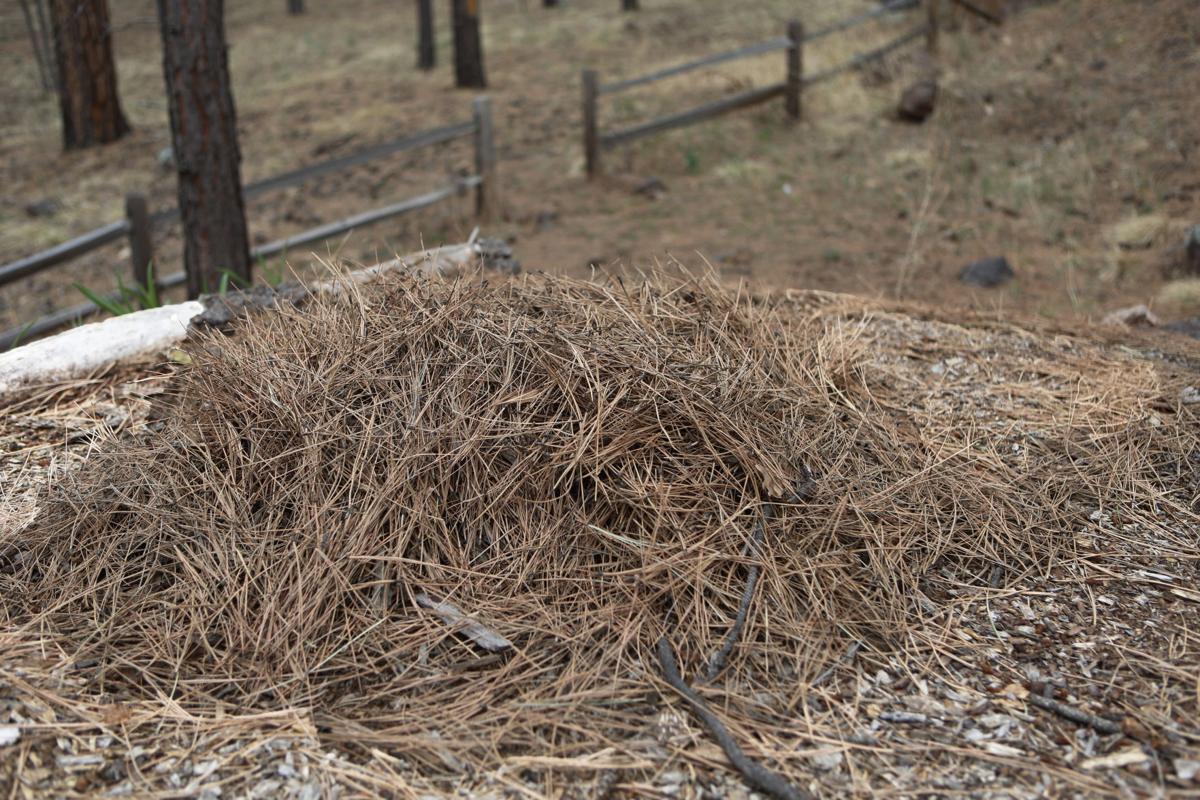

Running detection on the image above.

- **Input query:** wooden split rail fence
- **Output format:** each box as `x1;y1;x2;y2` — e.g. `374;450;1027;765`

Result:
0;96;497;351
582;0;943;177
4;0;1006;351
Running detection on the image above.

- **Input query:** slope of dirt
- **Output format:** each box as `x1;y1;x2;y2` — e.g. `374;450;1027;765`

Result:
1;0;1197;334
2;274;1198;798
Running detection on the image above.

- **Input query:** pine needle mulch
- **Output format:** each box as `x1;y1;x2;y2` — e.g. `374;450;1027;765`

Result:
2;273;1198;798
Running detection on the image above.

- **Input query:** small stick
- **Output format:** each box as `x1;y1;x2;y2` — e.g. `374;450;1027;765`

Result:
705;474;815;682
705;504;773;682
657;637;808;800
811;640;861;688
1026;693;1123;736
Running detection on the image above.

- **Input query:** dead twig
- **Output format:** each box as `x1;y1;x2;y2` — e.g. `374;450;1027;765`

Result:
704;504;772;682
1026;693;1124;736
657;637;807;800
811;640;861;688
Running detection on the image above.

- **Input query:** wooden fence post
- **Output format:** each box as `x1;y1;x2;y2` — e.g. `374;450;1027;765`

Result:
417;0;435;70
472;96;497;218
925;0;940;54
125;193;154;304
785;20;804;121
582;69;600;177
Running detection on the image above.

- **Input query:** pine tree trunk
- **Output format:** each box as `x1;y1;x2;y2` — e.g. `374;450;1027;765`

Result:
156;0;252;297
417;0;435;70
451;0;486;89
50;0;130;149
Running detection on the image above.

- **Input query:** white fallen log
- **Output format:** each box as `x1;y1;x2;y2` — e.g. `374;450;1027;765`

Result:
0;241;481;398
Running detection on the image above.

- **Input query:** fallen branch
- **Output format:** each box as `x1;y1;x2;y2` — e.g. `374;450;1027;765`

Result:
705;475;815;682
1026;693;1123;736
657;637;807;800
705;504;773;682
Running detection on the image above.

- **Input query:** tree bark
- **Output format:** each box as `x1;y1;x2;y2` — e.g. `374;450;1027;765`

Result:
451;0;486;89
287;0;304;14
50;0;130;149
156;0;252;297
417;0;435;70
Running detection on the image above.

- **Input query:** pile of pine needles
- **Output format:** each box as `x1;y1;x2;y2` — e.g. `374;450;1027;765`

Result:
3;273;1195;785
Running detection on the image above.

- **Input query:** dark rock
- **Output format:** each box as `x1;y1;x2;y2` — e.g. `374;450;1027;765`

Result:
1164;318;1200;340
633;176;667;199
23;199;60;218
476;236;521;275
959;256;1015;288
194;283;310;328
898;79;938;123
534;210;558;232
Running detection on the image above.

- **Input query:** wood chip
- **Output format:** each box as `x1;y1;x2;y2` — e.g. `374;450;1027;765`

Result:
0;726;19;746
1081;747;1149;770
1170;588;1200;603
415;593;513;651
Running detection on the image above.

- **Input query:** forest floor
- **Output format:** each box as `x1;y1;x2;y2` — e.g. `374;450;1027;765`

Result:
0;0;1198;335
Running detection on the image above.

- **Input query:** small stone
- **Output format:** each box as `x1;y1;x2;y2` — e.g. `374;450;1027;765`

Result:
296;784;323;800
808;749;844;771
24;199;60;218
960;256;1015;288
633;176;667;199
0;726;19;747
1102;304;1158;328
157;146;175;169
898;79;938;123
1180;386;1200;405
250;779;282;798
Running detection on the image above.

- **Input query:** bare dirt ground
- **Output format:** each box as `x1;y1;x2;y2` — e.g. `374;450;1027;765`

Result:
1;0;1198;334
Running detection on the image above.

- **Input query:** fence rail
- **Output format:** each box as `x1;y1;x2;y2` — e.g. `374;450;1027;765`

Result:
0;97;496;351
582;1;934;176
0;220;129;289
